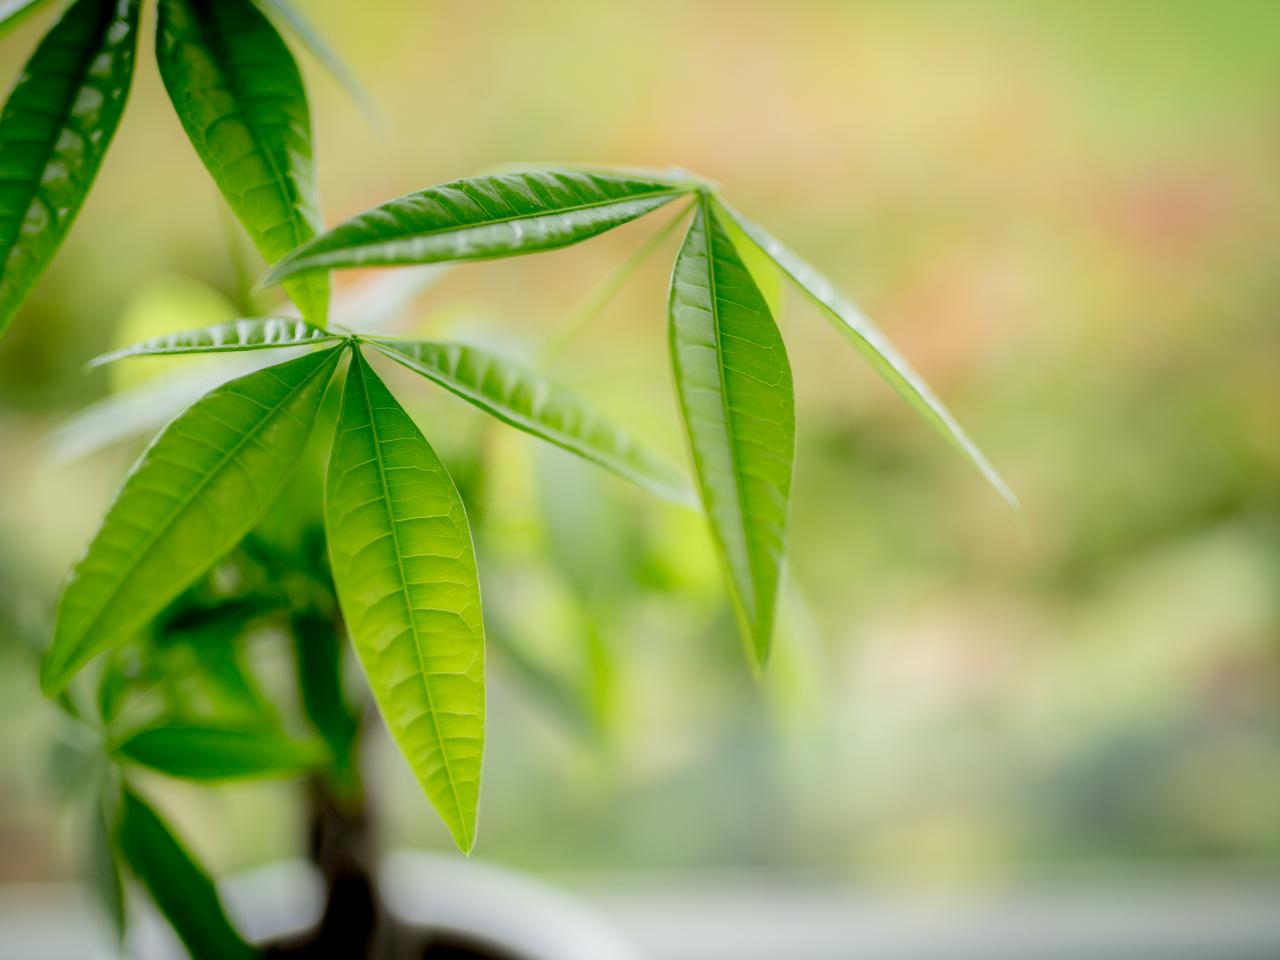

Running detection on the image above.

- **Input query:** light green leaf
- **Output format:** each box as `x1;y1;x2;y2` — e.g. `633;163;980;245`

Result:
0;0;53;33
716;198;1019;512
113;724;325;781
264;169;690;285
669;196;795;666
88;317;342;368
326;351;484;853
115;788;257;960
251;0;379;123
0;0;141;338
370;338;695;507
42;347;342;695
156;0;328;326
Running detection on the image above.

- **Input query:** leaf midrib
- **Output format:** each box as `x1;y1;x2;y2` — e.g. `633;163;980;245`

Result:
59;350;334;668
352;353;467;838
294;184;688;263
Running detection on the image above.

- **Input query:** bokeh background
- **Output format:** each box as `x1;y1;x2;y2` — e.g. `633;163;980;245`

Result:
2;0;1279;939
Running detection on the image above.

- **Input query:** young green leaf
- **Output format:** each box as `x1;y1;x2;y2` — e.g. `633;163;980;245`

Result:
113;724;325;781
0;0;53;33
42;347;342;695
669;196;795;666
715;198;1019;512
0;0;141;337
326;351;484;853
263;170;690;285
156;0;328;326
115;788;257;960
87;317;342;368
370;338;695;507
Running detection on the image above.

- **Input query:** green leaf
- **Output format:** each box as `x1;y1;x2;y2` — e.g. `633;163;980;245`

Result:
88;796;125;945
88;317;343;368
669;196;795;666
113;723;325;780
115;788;257;960
290;607;358;775
0;0;141;338
370;338;695;507
156;0;328;326
0;0;53;33
263;169;690;285
326;351;484;853
715;198;1019;512
43;347;342;695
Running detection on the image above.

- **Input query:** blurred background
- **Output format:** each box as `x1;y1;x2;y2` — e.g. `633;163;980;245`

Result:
2;0;1279;955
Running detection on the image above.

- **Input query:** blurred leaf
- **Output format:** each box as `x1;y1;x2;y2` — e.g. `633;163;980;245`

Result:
290;607;358;776
115;788;257;960
326;352;484;853
113;724;324;780
156;0;328;326
0;0;141;337
88;793;125;945
264;169;690;284
371;338;695;507
669;197;795;667
42;348;342;695
716;197;1019;512
251;0;380;124
0;0;52;33
90;318;341;368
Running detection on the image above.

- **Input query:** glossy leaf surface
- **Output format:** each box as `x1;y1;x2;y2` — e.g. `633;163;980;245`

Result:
88;317;341;367
371;338;694;507
114;724;325;780
116;788;256;960
156;0;328;325
0;0;140;337
43;348;341;694
326;352;484;853
669;197;795;665
264;169;688;284
717;198;1018;511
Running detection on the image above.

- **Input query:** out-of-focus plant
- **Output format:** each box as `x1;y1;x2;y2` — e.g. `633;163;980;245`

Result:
7;2;1015;956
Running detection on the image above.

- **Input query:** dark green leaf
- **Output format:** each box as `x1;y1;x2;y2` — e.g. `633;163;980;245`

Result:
88;317;342;367
42;347;342;695
290;607;357;774
156;0;328;325
116;787;258;960
716;198;1019;511
370;338;695;507
0;0;140;337
113;723;325;780
326;351;484;852
669;196;795;666
264;169;690;285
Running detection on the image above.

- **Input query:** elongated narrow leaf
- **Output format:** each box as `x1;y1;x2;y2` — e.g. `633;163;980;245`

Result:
116;788;257;960
113;724;324;780
290;608;358;774
326;352;484;852
669;197;795;666
264;170;690;285
0;0;52;33
716;198;1018;511
370;338;694;507
0;0;140;337
156;0;328;326
88;797;125;945
88;317;342;368
43;347;342;695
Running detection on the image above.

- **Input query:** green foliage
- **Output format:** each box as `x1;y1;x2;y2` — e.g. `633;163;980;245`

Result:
115;787;257;960
155;0;328;326
325;351;485;853
669;196;795;665
113;723;325;780
0;0;53;33
89;317;340;367
0;0;141;337
263;170;691;283
42;348;340;694
370;337;695;506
